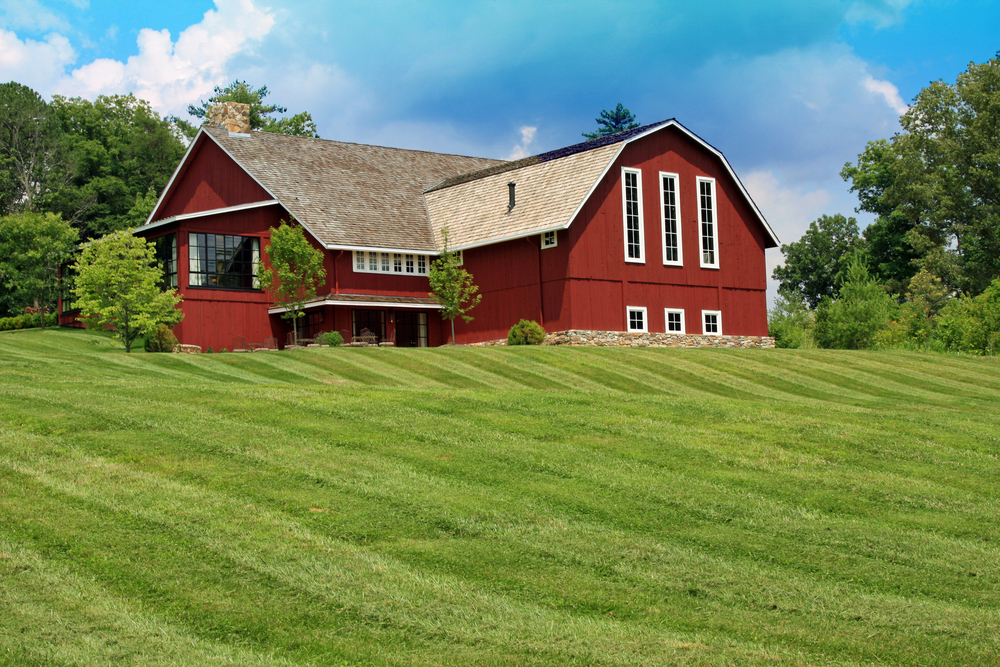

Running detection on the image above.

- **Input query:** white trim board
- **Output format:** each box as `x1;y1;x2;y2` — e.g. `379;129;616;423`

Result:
138;200;283;234
268;299;442;314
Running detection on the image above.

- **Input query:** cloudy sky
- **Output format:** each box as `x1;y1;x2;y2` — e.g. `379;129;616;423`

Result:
2;0;997;298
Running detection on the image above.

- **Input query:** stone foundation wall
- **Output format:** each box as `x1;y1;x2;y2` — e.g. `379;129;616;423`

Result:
469;330;775;349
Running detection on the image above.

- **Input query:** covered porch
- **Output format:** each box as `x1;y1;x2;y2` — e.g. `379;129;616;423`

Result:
267;294;444;347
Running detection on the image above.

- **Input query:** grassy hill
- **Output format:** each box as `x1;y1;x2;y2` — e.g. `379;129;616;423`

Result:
1;327;998;666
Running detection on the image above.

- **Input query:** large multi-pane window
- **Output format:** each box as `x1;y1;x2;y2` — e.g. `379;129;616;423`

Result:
660;173;682;265
622;168;644;262
188;233;260;289
698;177;719;268
152;233;178;289
353;250;429;275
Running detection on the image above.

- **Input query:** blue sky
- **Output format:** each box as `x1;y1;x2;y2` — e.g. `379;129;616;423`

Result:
2;0;998;298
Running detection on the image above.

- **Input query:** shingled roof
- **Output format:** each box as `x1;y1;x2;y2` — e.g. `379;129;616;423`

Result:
426;119;778;250
201;126;502;252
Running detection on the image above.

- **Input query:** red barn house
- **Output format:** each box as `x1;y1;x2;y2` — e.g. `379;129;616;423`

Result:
94;104;778;349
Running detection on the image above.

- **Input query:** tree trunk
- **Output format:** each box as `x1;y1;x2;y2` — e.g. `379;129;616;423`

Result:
450;318;455;345
292;310;299;347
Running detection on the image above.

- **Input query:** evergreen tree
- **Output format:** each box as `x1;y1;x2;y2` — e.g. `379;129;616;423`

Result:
582;103;640;139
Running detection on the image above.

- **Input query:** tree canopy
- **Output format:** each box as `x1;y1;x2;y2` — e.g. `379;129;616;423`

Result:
258;220;327;346
772;214;861;309
842;53;1000;295
582;104;640;139
0;211;77;321
44;94;186;239
187;80;319;138
72;229;183;352
0;82;70;215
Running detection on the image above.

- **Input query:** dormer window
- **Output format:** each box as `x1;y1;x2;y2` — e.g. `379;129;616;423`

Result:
542;230;557;248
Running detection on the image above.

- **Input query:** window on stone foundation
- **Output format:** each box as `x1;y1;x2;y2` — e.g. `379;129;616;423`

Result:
665;308;685;334
627;306;647;333
702;310;722;336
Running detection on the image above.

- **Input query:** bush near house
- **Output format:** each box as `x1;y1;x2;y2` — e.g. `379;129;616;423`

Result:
507;319;546;345
143;323;178;353
0;313;57;331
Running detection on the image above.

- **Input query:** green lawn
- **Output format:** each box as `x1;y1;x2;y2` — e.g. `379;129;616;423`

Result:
1;328;998;666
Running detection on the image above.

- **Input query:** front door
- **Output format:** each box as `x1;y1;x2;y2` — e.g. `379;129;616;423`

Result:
394;311;428;347
352;309;385;343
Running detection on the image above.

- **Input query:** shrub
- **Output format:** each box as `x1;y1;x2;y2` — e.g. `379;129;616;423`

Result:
206;346;214;354
319;331;344;347
937;277;1000;354
144;323;178;353
768;294;814;349
507;319;546;345
220;348;228;353
814;258;895;349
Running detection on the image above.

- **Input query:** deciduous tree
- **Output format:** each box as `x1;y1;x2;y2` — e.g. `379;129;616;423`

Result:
72;229;182;352
428;228;481;344
0;211;77;323
814;257;895;350
772;214;861;309
842;53;1000;295
258;220;326;346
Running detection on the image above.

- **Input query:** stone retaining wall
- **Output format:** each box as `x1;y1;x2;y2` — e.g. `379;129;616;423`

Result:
469;330;774;349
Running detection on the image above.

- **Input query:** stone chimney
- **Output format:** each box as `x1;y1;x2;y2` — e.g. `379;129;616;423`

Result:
209;102;251;135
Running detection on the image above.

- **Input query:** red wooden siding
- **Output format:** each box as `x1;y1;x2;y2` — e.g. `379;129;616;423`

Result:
157;135;271;219
118;122;770;349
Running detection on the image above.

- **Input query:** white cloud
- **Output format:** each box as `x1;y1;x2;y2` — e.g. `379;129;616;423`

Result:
0;0;70;33
505;125;537;160
744;170;833;246
56;0;274;115
0;29;75;92
863;74;908;115
845;0;913;28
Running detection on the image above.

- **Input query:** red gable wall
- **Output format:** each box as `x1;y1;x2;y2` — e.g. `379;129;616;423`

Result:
156;135;271;219
451;125;770;342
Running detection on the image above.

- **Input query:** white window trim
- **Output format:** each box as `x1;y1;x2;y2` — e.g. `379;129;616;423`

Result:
626;306;648;333
659;171;683;266
697;176;719;270
621;167;645;263
541;230;558;249
353;250;428;276
701;310;722;336
664;308;686;334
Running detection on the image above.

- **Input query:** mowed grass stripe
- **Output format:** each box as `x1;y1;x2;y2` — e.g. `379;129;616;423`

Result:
0;440;772;666
3;328;1000;665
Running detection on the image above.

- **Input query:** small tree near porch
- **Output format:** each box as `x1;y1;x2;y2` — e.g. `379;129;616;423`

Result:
259;220;326;346
429;228;481;345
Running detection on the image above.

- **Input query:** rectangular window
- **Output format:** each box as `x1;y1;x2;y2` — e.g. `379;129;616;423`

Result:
152;233;178;289
660;173;682;265
626;306;647;333
60;264;79;313
352;250;430;275
702;310;722;336
542;230;557;248
622;168;644;262
698;177;719;268
188;233;259;290
395;310;429;347
665;308;685;334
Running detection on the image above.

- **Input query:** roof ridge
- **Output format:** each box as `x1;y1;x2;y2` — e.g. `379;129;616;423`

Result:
205;125;505;163
424;118;674;193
